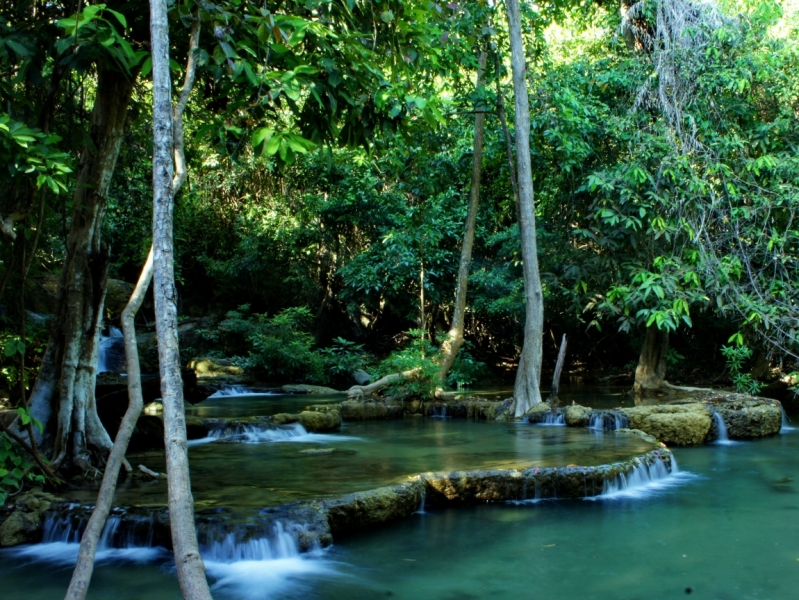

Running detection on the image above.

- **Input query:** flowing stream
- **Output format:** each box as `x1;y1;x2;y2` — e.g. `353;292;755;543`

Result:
1;389;796;600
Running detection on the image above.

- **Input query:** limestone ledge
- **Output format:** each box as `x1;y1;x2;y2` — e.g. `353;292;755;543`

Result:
1;447;668;550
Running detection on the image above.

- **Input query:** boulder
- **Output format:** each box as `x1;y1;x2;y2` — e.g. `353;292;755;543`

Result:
185;415;208;440
352;369;372;385
621;404;712;445
523;402;558;423
565;404;593;427
323;479;425;536
714;397;782;439
105;279;135;319
0;491;61;547
188;358;245;379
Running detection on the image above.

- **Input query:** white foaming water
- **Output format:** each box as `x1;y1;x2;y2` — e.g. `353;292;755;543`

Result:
780;406;796;433
7;513;166;565
713;411;742;446
97;326;124;374
209;386;274;398
592;455;697;500
203;523;337;600
536;411;566;426
588;411;629;432
189;422;364;446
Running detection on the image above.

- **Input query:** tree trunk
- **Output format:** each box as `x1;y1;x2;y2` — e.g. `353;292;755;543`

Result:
27;63;136;470
64;250;153;600
633;326;669;396
494;51;520;220
438;49;487;384
549;334;567;401
149;1;212;597
505;0;545;417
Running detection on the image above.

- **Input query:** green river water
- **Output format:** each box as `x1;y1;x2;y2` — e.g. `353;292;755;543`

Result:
1;389;797;600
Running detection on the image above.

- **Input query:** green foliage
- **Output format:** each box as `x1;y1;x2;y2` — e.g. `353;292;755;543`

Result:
721;342;764;395
446;348;487;389
318;338;373;384
377;330;439;397
0;114;72;195
221;306;326;383
0;408;46;506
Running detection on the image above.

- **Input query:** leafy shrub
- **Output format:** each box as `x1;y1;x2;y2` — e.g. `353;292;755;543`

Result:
721;342;764;395
0;409;47;506
377;330;440;397
446;348;487;389
220;306;327;383
318;337;373;386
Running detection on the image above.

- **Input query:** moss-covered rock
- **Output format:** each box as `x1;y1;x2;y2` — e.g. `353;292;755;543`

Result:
621;404;712;445
564;405;593;427
0;491;62;547
188;357;245;379
523;402;557;423
323;480;425;536
713;398;782;439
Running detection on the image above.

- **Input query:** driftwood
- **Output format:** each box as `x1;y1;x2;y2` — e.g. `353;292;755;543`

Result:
347;368;422;401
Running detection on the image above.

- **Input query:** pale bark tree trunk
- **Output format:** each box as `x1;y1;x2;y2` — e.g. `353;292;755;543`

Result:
438;49;487;384
494;51;520;219
505;0;545;417
64;250;153;600
149;2;212;598
634;326;669;396
549;334;567;401
26;64;136;470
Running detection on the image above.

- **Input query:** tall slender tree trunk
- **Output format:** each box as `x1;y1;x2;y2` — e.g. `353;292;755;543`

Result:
26;64;136;470
438;49;487;384
150;2;212;597
494;51;520;220
634;326;669;396
64;250;153;600
505;0;545;417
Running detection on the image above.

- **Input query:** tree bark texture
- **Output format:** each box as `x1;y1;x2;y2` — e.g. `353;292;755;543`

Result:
27;63;136;470
438;49;487;384
494;51;520;220
549;334;567;400
149;2;213;597
633;326;669;396
505;0;545;417
64;250;153;600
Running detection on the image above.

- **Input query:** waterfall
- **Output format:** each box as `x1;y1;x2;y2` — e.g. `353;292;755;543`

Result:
11;509;167;564
431;404;449;418
415;487;427;514
201;522;336;599
781;406;796;433
588;410;629;432
209;386;274;398
205;422;310;443
712;411;740;445
596;454;692;499
98;326;126;374
537;410;566;426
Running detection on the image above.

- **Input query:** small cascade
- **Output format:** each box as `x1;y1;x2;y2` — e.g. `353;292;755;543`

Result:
596;454;689;499
415;486;427;514
208;386;273;398
201;522;335;598
98;326;126;374
206;422;309;443
588;410;629;432
781;406;796;433
12;508;167;564
430;404;449;418
712;411;740;445
537;409;566;426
